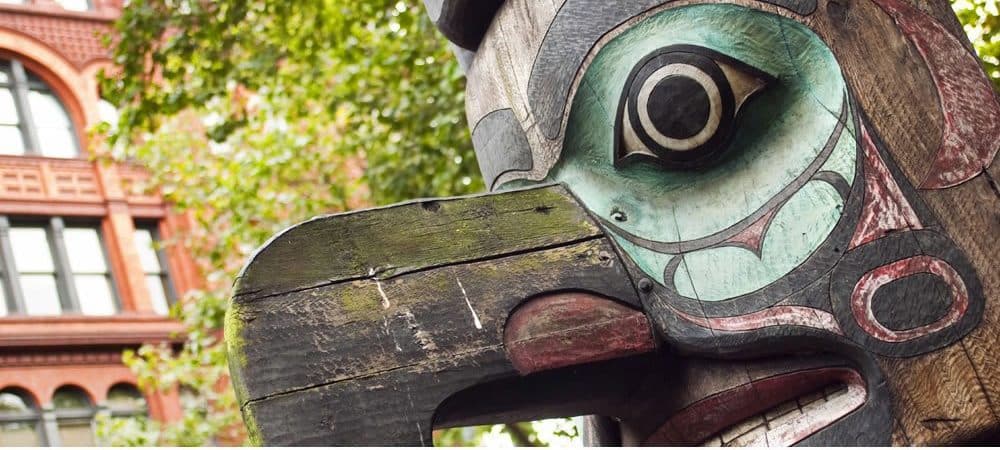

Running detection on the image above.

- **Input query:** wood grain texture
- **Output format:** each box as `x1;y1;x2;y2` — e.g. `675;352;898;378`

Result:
882;345;996;444
919;175;1000;427
809;0;999;442
228;185;649;444
806;0;943;186
470;108;534;190
232;184;601;299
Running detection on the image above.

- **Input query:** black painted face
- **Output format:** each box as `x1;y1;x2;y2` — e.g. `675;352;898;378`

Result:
616;46;772;170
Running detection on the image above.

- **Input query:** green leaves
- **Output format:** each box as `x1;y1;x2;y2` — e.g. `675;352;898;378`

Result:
95;0;479;446
94;0;996;446
954;0;1000;89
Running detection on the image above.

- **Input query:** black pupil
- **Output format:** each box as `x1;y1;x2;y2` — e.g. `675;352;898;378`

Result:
647;74;710;140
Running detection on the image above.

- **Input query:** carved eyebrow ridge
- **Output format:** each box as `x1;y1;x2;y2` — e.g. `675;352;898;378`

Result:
527;0;816;141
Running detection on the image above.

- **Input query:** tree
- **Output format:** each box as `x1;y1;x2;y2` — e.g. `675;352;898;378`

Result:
94;0;997;446
954;0;1000;89
94;0;482;445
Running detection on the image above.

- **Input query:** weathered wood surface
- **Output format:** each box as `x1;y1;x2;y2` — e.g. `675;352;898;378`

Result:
453;0;999;445
230;0;999;445
227;185;652;444
233;184;603;299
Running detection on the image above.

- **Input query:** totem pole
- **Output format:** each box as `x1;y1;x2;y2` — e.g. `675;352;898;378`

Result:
226;0;1000;445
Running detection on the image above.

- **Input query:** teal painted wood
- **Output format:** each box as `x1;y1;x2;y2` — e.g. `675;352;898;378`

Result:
533;4;854;300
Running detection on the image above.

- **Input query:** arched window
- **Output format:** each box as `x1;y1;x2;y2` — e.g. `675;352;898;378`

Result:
0;59;79;158
106;384;147;418
52;386;94;446
0;387;42;446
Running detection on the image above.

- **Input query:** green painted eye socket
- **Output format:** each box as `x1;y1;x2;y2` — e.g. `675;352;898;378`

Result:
547;4;855;301
616;45;774;170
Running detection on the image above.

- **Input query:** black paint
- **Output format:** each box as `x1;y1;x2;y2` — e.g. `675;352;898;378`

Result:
527;0;814;140
871;273;952;331
422;0;504;50
618;48;740;169
647;75;711;140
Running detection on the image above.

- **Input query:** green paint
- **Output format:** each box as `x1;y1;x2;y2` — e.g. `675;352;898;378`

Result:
609;229;677;282
820;116;858;182
676;180;845;300
535;4;853;299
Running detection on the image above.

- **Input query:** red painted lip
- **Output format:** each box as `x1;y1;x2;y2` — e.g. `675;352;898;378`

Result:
645;367;866;446
503;292;657;375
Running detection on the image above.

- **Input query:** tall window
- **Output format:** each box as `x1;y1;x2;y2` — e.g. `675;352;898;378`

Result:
0;59;78;158
52;386;94;446
0;388;41;446
0;217;118;316
134;224;174;315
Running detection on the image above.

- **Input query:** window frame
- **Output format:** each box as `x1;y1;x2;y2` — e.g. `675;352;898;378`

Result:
0;216;121;316
0;387;45;446
51;385;96;447
105;383;148;419
0;59;79;158
134;222;177;314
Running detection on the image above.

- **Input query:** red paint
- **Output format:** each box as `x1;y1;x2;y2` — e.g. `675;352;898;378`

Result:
873;0;1000;189
850;255;968;342
849;125;923;250
723;208;778;255
503;292;656;375
644;367;865;445
671;304;844;336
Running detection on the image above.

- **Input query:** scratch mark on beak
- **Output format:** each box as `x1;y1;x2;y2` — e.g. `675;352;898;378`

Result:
456;278;483;330
370;267;391;309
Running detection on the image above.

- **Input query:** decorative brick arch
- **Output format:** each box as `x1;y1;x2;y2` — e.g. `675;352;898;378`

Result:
0;27;98;155
52;382;97;406
0;383;42;408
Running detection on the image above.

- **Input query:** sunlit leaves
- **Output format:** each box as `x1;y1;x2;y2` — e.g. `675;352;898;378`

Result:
954;0;1000;88
95;0;478;446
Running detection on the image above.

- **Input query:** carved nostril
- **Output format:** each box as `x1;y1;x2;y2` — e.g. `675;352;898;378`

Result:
611;207;628;222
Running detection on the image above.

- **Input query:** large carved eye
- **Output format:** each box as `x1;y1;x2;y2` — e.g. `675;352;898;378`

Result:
615;45;774;170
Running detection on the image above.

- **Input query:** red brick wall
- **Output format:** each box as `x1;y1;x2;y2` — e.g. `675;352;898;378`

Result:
0;0;192;436
0;10;111;69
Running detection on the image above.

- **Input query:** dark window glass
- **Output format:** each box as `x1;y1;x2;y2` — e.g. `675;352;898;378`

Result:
0;388;42;446
52;386;94;446
106;384;147;418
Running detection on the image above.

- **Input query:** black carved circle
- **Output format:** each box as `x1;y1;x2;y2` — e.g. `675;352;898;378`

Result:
829;230;985;357
616;48;736;170
871;273;952;331
647;75;711;140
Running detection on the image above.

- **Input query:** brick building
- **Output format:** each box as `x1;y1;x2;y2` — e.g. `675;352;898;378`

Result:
0;0;198;445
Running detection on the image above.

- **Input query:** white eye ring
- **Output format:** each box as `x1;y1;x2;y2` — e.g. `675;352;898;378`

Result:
635;64;722;152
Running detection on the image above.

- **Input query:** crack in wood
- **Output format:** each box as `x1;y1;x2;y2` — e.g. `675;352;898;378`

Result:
241;344;506;409
234;235;605;303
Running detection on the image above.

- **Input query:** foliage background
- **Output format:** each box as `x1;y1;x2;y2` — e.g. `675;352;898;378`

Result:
93;0;998;446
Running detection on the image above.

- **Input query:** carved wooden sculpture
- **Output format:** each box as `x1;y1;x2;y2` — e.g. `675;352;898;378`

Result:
227;0;1000;445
